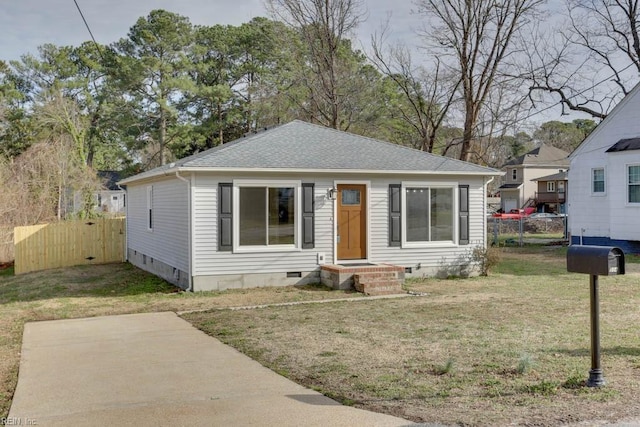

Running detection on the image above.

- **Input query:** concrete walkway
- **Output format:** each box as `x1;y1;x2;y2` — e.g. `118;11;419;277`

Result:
9;312;415;426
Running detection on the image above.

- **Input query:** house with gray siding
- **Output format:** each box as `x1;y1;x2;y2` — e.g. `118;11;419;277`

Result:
119;120;502;291
568;82;640;253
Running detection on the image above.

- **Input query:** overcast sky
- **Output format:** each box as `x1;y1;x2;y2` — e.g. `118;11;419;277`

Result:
0;0;419;61
0;1;590;124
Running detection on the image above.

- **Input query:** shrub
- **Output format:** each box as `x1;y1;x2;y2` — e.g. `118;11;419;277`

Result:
472;245;501;276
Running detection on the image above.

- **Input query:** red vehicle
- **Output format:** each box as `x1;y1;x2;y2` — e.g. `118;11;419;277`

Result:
492;207;535;219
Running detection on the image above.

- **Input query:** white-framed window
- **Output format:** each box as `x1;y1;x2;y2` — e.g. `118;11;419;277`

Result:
547;181;556;192
512;169;517;181
233;180;300;252
146;186;153;230
592;168;605;194
402;182;457;247
628;165;640;203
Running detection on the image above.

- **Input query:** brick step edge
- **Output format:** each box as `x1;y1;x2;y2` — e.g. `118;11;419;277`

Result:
354;279;404;295
354;272;400;280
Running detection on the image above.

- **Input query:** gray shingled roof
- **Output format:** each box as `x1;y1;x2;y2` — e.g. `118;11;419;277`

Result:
120;120;500;184
503;143;570;167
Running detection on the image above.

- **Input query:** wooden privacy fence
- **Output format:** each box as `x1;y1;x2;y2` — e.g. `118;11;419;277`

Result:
14;218;126;275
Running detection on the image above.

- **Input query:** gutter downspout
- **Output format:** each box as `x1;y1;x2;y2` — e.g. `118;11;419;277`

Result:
117;183;128;262
484;176;495;248
175;171;194;292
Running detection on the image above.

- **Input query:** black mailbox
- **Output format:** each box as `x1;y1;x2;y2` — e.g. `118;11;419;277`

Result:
567;245;625;276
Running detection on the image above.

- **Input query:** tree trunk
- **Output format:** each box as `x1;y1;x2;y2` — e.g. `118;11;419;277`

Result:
159;107;166;166
460;109;475;162
217;103;223;145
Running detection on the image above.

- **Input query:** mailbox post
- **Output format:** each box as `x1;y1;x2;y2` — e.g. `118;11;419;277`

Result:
566;245;625;387
588;274;603;387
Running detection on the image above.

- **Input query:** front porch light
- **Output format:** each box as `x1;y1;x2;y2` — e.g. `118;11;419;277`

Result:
327;187;337;200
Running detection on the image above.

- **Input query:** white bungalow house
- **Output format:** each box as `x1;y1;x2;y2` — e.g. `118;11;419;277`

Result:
119;120;502;291
568;82;640;253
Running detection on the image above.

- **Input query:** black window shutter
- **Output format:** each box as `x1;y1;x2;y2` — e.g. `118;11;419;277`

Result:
459;185;469;245
301;183;315;249
389;184;401;247
218;183;233;251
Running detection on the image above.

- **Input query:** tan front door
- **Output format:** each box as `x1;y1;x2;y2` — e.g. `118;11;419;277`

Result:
337;184;366;260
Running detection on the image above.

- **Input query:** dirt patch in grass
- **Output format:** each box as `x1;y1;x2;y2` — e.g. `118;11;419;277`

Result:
0;263;357;418
185;247;640;426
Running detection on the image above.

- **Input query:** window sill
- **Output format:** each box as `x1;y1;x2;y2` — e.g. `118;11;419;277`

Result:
233;245;301;254
401;241;458;249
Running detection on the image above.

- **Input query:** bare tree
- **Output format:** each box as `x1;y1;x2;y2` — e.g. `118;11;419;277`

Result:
370;25;461;153
266;0;366;129
469;82;535;167
527;0;640;118
415;0;545;162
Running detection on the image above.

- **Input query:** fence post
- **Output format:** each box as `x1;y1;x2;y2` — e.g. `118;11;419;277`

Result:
519;218;524;247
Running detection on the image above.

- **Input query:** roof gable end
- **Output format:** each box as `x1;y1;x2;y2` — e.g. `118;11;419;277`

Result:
571;82;640;159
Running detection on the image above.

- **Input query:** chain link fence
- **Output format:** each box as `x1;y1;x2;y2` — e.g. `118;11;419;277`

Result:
488;216;568;247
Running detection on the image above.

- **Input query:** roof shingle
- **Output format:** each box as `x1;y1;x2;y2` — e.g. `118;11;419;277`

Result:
121;121;500;184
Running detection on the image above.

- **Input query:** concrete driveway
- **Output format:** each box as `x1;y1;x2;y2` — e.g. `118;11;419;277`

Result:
9;312;414;426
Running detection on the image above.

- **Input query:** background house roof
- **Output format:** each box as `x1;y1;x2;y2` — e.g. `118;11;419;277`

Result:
532;171;568;182
97;171;125;191
120;120;500;184
498;183;523;189
503;143;570;167
605;137;640;153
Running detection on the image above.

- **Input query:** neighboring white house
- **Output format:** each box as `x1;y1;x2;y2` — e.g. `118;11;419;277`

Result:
568;82;640;253
96;171;126;214
498;144;570;213
66;171;126;217
119;120;502;291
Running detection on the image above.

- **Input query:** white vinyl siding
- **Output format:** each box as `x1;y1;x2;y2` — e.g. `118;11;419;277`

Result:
568;83;640;241
369;177;485;268
127;178;189;273
610;154;640;240
192;174;487;277
192;174;333;276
